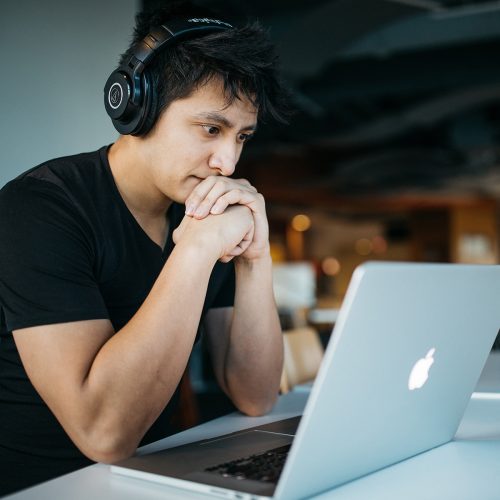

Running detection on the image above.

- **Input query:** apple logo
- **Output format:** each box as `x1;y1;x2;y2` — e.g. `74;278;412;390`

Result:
408;348;436;391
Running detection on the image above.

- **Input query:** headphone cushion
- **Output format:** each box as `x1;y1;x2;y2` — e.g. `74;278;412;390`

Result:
133;71;158;136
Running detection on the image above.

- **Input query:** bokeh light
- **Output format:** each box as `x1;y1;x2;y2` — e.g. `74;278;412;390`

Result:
355;238;373;256
291;214;311;232
322;257;341;276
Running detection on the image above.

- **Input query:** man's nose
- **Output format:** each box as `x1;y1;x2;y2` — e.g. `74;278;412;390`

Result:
208;141;239;176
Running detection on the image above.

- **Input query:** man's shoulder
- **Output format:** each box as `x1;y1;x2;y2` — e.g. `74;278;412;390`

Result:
1;146;111;204
17;146;108;187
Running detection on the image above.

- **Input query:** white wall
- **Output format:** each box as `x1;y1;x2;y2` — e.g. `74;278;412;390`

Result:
0;0;138;188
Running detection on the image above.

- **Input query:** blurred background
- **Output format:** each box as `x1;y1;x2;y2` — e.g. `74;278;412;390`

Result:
197;0;500;313
2;0;500;423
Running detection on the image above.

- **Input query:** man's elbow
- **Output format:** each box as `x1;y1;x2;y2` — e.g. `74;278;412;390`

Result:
235;393;279;417
84;444;135;465
74;428;139;464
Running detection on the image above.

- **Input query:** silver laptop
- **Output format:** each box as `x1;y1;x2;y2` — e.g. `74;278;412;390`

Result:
112;262;500;499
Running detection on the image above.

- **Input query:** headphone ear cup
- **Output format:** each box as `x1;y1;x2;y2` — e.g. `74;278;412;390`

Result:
104;68;151;136
104;70;144;135
104;71;131;122
132;71;157;136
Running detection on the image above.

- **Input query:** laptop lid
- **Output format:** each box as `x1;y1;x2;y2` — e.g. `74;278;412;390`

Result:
274;262;500;499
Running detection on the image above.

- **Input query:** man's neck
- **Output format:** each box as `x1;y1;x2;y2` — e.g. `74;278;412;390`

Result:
108;137;172;250
108;136;172;219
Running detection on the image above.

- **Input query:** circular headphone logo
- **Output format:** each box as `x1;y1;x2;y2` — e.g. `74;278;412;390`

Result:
108;83;123;109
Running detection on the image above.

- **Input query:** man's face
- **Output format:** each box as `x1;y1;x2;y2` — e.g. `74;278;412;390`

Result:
141;78;258;204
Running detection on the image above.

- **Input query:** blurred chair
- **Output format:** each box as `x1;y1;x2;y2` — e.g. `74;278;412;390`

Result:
280;327;324;394
170;368;200;431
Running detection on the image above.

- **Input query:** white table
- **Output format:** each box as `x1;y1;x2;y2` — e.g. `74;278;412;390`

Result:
7;353;500;500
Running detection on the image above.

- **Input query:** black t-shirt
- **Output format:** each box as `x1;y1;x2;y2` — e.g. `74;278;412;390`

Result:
0;146;235;496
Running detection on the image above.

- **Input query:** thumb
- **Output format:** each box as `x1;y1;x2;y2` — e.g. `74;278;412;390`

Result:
172;215;191;244
172;227;180;245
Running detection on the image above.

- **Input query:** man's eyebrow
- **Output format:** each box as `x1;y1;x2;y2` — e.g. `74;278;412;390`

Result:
192;112;257;131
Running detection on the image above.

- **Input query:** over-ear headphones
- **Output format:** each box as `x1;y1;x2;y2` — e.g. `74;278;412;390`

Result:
104;17;233;136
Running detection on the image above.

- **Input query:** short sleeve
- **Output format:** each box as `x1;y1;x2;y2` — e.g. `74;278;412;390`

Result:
0;178;109;331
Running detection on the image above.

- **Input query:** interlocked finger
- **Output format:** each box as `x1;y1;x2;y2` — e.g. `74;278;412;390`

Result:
209;189;260;215
185;177;257;219
218;224;254;262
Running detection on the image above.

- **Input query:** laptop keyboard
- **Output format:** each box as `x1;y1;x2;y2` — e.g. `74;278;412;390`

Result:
205;444;291;483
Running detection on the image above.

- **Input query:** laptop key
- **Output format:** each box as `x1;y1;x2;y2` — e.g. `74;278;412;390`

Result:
205;444;291;483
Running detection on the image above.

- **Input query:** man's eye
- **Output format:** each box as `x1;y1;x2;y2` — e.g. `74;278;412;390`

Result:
202;125;219;136
239;133;254;143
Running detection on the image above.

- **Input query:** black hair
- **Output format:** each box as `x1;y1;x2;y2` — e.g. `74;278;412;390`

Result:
118;1;291;136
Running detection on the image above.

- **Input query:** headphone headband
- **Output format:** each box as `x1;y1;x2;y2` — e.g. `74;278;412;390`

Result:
104;17;233;136
132;18;233;67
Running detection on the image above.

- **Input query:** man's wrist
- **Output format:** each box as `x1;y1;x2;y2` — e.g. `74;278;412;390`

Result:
175;235;221;265
234;250;273;273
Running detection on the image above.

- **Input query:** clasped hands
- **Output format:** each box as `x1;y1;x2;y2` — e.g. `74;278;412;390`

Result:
172;177;269;263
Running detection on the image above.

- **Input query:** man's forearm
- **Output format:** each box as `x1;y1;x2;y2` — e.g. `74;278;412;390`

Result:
78;241;217;461
225;254;283;416
25;208;253;464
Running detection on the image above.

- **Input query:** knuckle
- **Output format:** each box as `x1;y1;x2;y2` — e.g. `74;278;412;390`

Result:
214;179;226;190
222;190;238;201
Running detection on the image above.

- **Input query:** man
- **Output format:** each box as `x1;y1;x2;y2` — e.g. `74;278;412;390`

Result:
0;2;289;495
